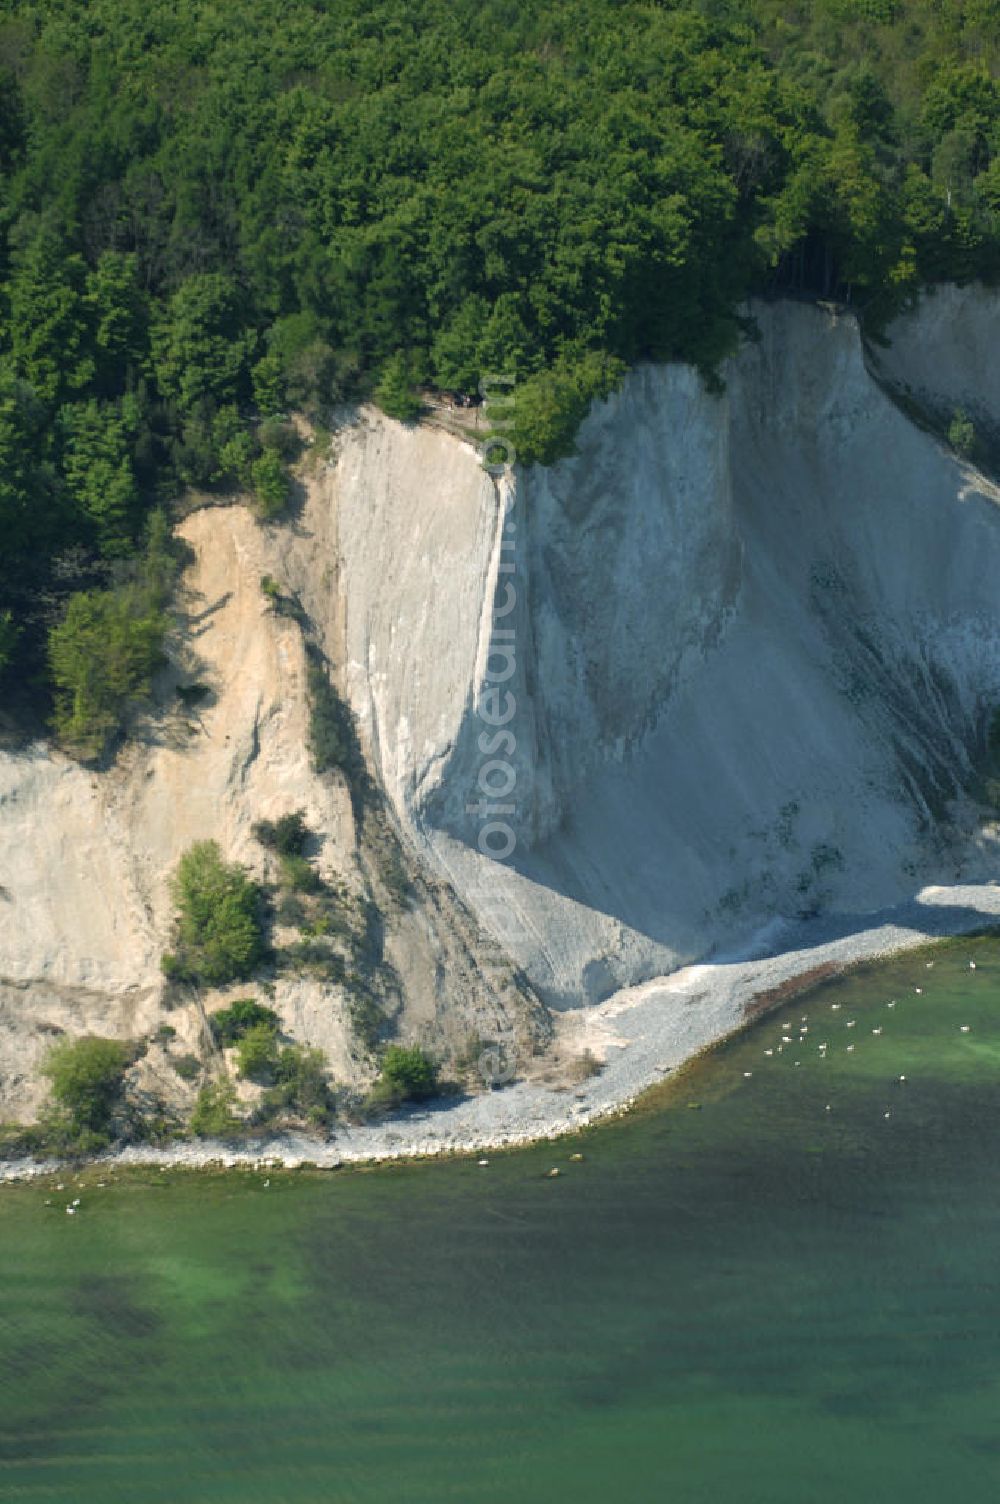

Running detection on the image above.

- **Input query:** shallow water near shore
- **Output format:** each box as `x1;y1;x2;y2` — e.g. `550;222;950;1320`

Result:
3;937;1000;1502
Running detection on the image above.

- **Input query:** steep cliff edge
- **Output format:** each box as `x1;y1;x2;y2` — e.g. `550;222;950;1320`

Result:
5;291;1000;1136
331;296;1000;1010
864;284;1000;460
0;506;544;1125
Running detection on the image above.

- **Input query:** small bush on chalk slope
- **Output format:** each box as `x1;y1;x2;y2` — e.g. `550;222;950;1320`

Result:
42;1036;130;1146
162;842;266;987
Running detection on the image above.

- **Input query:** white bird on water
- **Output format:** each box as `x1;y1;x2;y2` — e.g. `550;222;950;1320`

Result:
915;987;923;995
960;1025;972;1033
970;960;977;970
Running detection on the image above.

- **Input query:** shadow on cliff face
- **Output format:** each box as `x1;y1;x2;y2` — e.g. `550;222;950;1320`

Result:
405;310;1000;1002
733;892;1000;968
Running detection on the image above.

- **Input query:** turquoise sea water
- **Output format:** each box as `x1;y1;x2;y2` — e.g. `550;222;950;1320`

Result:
3;937;1000;1502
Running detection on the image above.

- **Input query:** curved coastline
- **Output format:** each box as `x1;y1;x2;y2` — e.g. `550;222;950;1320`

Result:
3;880;998;1182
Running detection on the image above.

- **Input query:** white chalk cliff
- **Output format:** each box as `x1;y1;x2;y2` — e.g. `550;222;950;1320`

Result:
3;289;1000;1122
0;506;543;1122
334;294;1000;1006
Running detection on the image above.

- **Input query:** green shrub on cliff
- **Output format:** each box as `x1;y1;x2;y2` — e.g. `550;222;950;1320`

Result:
948;409;977;458
265;1045;333;1125
365;1045;439;1114
42;1035;130;1144
252;810;310;858
210;997;280;1045
251;448;291;520
47;511;179;760
48;585;167;758
162;843;266;988
235;1022;281;1082
306;659;368;795
512;354;626;466
190;1080;240;1138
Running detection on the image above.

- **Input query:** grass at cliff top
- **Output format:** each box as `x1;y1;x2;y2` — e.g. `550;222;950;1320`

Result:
2;936;1000;1501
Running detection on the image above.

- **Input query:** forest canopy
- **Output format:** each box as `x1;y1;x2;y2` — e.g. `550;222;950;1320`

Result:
3;0;1000;725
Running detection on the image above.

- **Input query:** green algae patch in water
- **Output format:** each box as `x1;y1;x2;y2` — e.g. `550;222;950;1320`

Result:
3;938;1000;1502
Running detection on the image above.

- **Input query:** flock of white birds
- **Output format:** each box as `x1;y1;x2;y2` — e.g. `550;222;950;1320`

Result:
740;956;983;1124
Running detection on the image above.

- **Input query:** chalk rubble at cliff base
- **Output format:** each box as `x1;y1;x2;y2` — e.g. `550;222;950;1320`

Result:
3;878;998;1180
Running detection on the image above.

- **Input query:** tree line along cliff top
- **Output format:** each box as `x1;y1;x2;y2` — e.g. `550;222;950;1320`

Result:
2;0;1000;728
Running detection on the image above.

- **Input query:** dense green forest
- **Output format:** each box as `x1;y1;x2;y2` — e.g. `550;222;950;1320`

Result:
3;0;1000;745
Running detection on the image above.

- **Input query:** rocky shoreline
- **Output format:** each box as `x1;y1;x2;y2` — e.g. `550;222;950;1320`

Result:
3;881;998;1183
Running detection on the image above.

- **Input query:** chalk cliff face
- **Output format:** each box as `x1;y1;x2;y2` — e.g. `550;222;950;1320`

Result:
0;507;542;1123
332;297;1000;1007
865;283;1000;457
3;291;1000;1123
